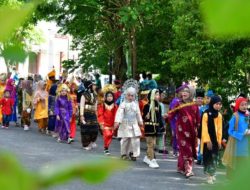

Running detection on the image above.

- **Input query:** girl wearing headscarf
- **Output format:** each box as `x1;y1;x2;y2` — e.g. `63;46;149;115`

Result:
54;84;73;143
114;86;143;161
48;83;58;136
97;91;118;155
223;97;250;179
5;78;18;126
21;80;33;131
33;81;49;133
201;95;223;184
168;85;200;178
68;82;78;143
143;89;164;168
79;81;99;150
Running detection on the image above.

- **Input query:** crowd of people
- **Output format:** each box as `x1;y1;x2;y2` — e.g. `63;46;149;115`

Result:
0;70;249;185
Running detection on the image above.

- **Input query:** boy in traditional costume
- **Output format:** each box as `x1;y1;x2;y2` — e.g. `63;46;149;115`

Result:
114;79;143;161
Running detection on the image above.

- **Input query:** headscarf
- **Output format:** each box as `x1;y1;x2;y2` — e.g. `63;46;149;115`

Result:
5;79;16;98
104;91;114;106
34;81;48;107
148;89;159;123
235;97;248;112
22;80;33;96
182;85;195;102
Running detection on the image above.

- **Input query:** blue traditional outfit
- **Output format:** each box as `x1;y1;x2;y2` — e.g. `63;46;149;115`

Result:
48;84;57;132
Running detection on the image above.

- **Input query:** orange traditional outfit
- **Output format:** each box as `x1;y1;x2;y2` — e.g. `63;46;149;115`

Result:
45;69;56;92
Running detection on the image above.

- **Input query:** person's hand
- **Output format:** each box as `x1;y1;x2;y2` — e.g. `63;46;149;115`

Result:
80;116;86;124
207;142;213;150
56;115;60;120
218;143;222;150
114;123;119;130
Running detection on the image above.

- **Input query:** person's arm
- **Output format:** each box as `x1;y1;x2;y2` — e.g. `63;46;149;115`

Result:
79;95;86;123
202;113;211;143
114;103;125;128
136;103;143;126
228;115;246;141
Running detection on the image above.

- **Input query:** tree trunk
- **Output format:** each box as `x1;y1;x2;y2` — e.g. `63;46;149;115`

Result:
113;45;127;82
129;27;137;79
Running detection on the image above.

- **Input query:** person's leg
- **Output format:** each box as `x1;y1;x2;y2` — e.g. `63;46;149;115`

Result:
69;115;76;139
146;136;154;160
131;137;141;158
120;138;129;158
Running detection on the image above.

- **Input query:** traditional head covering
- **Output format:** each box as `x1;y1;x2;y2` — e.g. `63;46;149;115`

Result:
34;81;48;108
196;89;205;98
205;90;214;97
5;78;16;98
22;80;33;96
126;87;136;95
47;69;56;78
140;90;150;95
235;97;248;112
176;82;188;93
182;85;195;102
148;89;159;123
57;83;70;93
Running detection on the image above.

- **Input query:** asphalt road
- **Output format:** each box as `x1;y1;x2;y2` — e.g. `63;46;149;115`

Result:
0;121;226;190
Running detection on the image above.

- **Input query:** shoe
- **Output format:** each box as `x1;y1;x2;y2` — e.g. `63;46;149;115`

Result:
186;172;194;178
104;150;110;155
121;154;128;160
173;152;179;157
212;175;216;181
207;176;214;184
83;144;92;150
143;156;151;165
149;159;159;169
1;126;5;129
57;138;61;143
91;142;97;148
130;157;137;161
67;138;73;144
52;133;58;138
24;126;29;131
158;150;169;154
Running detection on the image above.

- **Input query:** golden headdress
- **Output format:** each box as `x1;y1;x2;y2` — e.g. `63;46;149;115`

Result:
47;69;56;78
102;84;117;95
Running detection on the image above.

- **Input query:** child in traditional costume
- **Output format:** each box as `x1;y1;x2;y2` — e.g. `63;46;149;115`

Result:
79;81;99;150
5;79;18;126
0;73;7;125
223;97;250;179
21;80;33;131
68;82;78;143
114;79;143;161
54;84;73;143
201;95;223;184
0;90;14;129
48;83;58;136
168;85;200;178
33;81;49;133
143;89;164;168
97;84;118;155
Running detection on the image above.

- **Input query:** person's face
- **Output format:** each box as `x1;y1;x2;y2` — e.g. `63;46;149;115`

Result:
205;97;211;104
239;101;248;112
61;89;67;96
126;93;135;102
92;84;97;91
106;94;113;102
196;97;203;106
154;92;160;101
4;91;10;98
213;102;222;111
181;88;190;101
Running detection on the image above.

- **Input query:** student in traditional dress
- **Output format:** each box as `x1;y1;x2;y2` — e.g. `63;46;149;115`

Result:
48;83;58;136
33;81;49;133
114;80;143;161
97;90;118;155
21;80;33;131
167;85;200;178
54;84;73;143
201;96;223;184
0;73;7;125
79;81;99;150
0;90;14;129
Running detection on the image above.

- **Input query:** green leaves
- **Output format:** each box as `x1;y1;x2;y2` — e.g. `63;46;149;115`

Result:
201;0;250;38
0;151;128;190
0;0;40;42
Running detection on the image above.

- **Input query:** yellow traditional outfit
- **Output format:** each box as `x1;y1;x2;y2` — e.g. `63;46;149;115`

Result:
34;81;49;132
45;69;56;92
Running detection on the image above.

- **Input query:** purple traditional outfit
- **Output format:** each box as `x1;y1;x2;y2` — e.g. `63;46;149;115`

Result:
168;85;200;177
5;79;17;123
54;95;73;141
169;97;180;155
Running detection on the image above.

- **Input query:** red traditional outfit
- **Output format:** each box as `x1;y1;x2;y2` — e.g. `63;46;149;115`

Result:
97;102;118;151
168;86;200;177
69;83;78;141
